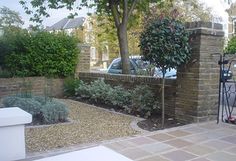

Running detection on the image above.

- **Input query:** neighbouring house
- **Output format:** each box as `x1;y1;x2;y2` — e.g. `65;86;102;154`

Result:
226;0;236;39
200;0;233;41
46;16;101;67
198;0;236;44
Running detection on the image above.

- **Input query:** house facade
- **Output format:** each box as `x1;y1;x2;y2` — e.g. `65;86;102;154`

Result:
226;1;236;39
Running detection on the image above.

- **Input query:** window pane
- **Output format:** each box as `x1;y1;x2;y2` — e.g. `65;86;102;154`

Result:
111;61;121;69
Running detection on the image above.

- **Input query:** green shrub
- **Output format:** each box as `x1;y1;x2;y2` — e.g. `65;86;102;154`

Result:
0;70;13;78
41;100;69;124
225;36;236;54
63;77;80;97
2;96;41;116
75;79;158;118
107;86;131;108
75;81;92;98
89;79;112;103
2;95;69;124
0;27;30;70
2;96;21;107
131;85;159;118
33;95;48;105
1;28;79;77
76;79;113;103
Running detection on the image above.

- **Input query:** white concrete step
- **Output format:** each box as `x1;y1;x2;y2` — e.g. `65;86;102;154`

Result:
34;146;133;161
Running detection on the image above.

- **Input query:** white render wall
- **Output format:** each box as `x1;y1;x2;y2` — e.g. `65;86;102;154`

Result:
0;107;32;161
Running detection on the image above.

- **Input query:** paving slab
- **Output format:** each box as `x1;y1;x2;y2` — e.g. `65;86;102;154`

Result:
202;140;235;150
206;151;236;161
23;121;236;161
181;126;206;134
182;133;209;143
140;142;173;154
161;150;197;161
190;158;212;161
167;130;192;137
104;141;135;152
118;148;152;160
183;144;215;156
128;137;156;146
164;138;193;148
224;146;236;154
221;135;236;144
137;155;170;161
147;133;175;142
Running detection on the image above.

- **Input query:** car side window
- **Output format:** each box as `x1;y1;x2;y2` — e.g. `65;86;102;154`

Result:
110;60;121;70
110;59;135;70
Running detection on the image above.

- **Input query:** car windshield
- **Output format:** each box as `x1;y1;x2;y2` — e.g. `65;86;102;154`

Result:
133;58;149;69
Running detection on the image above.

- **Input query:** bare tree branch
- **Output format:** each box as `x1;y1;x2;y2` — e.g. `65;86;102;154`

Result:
110;1;120;27
128;0;138;19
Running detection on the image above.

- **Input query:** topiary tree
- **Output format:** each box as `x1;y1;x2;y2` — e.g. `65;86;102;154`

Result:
140;13;191;128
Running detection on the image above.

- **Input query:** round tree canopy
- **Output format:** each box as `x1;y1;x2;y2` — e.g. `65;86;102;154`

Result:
140;17;191;73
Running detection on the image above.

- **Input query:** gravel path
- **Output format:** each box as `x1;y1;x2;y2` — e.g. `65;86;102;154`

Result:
26;99;139;152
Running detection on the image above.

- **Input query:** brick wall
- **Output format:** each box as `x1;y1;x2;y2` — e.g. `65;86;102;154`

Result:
0;77;64;98
76;44;91;73
78;72;177;116
175;21;224;123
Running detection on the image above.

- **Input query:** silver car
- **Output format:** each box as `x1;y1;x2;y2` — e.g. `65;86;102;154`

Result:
107;56;176;78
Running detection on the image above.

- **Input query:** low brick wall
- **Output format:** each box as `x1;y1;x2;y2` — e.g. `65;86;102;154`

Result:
78;72;177;116
0;77;64;98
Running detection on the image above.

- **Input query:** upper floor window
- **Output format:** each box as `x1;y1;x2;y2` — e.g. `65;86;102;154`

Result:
234;21;236;34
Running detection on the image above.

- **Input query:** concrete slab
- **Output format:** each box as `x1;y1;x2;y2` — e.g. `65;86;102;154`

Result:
34;146;133;161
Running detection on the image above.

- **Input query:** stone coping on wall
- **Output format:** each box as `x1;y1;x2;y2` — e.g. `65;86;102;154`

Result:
78;72;176;86
185;21;223;30
185;21;224;36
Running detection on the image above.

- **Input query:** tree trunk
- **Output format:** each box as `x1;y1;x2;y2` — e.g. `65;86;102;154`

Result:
161;70;165;128
117;24;130;74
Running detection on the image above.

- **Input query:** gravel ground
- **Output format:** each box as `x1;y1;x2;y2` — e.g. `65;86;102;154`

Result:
26;99;139;152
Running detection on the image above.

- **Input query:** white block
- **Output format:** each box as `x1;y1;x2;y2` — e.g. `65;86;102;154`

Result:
35;146;133;161
0;107;32;161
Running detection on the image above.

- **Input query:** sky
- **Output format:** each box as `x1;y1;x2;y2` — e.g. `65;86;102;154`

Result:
0;0;236;28
0;0;92;28
199;0;233;21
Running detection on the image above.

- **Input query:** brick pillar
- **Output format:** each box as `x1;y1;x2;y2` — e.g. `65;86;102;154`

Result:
76;44;90;74
175;22;224;123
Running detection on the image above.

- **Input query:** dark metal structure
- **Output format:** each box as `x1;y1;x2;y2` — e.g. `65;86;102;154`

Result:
217;53;236;124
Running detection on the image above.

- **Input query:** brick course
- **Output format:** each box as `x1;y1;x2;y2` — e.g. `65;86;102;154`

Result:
0;77;64;98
